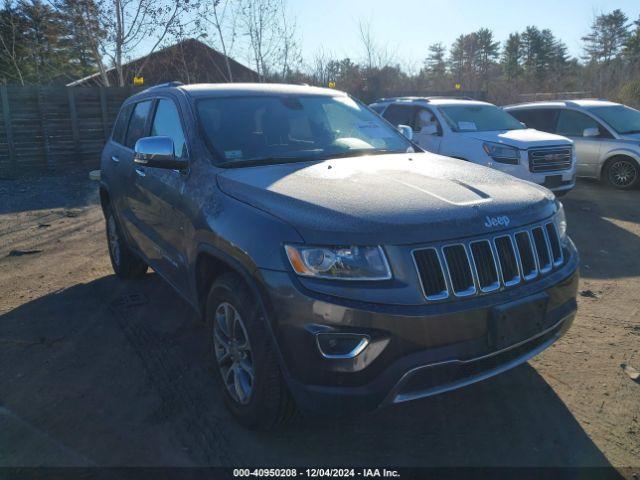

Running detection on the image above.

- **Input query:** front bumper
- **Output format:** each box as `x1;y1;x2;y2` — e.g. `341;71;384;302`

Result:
257;248;579;414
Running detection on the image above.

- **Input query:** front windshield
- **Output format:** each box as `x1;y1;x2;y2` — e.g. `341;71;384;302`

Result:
196;95;412;166
587;105;640;134
438;104;525;132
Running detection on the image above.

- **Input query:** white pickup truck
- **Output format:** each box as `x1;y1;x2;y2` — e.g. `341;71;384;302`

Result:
370;97;577;196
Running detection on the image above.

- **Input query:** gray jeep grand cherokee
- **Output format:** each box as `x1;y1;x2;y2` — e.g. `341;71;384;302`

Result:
99;82;579;429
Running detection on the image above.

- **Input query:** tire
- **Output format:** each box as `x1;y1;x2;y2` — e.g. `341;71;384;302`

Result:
205;272;296;430
105;206;148;278
604;157;639;190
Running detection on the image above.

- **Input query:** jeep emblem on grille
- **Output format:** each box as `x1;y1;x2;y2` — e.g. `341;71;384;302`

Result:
484;215;511;228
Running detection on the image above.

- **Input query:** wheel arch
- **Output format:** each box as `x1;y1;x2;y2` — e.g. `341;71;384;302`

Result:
600;152;640;179
193;243;293;381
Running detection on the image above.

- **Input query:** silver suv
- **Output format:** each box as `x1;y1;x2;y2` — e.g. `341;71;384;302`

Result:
505;100;640;189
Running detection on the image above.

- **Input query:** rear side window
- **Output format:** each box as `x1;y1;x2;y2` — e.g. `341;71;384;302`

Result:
124;100;152;149
112;104;132;145
151;99;188;158
510;109;558;133
556;110;601;137
382;104;418;127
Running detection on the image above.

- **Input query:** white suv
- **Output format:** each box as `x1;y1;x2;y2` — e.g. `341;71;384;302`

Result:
370;97;577;196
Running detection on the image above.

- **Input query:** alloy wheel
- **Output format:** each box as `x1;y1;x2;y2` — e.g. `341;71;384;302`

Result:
609;160;638;188
213;302;255;405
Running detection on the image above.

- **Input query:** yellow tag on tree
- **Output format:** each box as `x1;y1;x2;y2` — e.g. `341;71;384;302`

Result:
328;81;336;88
454;83;462;90
133;76;144;86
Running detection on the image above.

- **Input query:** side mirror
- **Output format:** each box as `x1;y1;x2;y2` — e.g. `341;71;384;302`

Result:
583;127;599;138
134;136;187;170
420;124;438;136
397;124;413;141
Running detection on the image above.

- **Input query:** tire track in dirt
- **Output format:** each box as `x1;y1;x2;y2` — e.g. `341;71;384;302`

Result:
109;295;238;466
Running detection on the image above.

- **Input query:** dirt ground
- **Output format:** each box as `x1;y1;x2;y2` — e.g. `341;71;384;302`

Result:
0;170;638;471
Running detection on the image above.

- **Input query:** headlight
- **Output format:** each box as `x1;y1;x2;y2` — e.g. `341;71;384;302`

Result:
482;142;519;165
555;201;567;244
284;245;392;280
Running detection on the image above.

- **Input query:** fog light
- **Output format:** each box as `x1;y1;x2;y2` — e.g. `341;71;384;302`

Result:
316;333;369;359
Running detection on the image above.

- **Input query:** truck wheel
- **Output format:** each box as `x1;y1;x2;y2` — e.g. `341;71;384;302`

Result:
105;207;148;278
605;157;639;190
206;272;296;430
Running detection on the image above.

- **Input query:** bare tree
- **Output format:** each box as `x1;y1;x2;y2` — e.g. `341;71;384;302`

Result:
202;0;238;81
357;18;394;70
238;0;280;81
0;0;25;84
97;0;197;86
276;0;300;81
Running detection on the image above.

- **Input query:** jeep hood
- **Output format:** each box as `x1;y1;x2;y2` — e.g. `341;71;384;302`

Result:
466;128;572;149
217;153;556;245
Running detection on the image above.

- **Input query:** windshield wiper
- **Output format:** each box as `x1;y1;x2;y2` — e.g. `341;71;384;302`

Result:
216;149;406;168
216;156;312;168
620;129;640;134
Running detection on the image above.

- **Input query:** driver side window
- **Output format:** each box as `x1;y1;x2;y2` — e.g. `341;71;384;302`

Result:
556;110;606;138
414;108;441;134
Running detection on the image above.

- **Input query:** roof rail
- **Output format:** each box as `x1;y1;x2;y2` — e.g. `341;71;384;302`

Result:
141;81;184;93
374;95;481;104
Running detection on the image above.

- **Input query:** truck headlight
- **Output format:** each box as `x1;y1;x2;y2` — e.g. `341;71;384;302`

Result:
482;142;519;165
285;245;392;280
555;202;567;244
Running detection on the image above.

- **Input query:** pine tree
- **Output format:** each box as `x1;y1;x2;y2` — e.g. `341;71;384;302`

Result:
582;9;630;63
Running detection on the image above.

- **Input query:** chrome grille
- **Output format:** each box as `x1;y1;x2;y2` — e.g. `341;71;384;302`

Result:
413;220;564;301
528;147;572;173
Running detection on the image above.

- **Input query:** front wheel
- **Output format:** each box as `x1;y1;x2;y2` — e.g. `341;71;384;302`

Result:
105;207;148;278
605;157;639;190
206;272;296;430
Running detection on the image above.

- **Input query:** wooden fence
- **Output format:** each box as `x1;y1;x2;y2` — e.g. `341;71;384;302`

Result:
0;86;142;176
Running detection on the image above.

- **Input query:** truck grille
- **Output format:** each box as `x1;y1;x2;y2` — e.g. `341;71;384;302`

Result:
413;221;564;301
528;147;572;173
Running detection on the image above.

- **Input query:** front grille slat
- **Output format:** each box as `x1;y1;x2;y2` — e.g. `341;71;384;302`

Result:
413;248;448;300
494;235;520;286
470;240;499;292
443;245;476;297
532;226;552;273
528;147;573;173
412;220;565;302
545;222;563;266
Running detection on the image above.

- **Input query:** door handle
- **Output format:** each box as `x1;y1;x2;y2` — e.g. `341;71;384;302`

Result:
135;167;145;177
111;155;120;163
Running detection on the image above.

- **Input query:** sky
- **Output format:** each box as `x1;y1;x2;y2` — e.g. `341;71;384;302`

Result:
290;0;640;69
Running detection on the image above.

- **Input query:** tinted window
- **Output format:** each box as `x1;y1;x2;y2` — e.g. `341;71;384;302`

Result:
556;110;601;137
112;104;132;145
151;99;188;158
509;109;559;132
196;95;412;166
587;105;640;135
124;100;152;149
438;104;524;132
382;104;418;127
